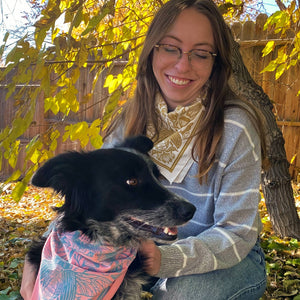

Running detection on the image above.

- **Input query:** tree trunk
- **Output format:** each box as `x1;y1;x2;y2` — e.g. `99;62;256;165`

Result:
229;39;300;239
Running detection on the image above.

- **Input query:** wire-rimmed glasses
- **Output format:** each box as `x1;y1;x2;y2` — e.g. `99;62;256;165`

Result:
154;44;217;68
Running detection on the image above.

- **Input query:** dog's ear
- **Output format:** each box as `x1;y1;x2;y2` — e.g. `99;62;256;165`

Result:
31;152;86;194
117;135;153;154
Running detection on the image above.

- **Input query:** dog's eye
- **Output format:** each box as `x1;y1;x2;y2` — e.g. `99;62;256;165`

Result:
126;178;138;186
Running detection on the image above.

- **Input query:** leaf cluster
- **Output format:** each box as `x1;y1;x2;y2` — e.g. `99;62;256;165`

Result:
261;0;300;96
0;0;162;201
259;184;300;299
1;0;299;201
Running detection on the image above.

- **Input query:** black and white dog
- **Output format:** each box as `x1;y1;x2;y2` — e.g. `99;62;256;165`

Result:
26;136;196;300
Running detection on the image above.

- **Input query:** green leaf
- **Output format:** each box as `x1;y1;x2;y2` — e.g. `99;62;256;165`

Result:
72;7;83;29
102;89;123;129
11;181;27;202
6;140;20;169
35;27;48;50
49;130;60;152
81;9;110;36
9;258;22;269
0;287;11;295
2;31;9;43
287;258;300;266
8;170;22;181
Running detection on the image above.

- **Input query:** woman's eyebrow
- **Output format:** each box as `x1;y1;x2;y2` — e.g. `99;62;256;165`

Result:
161;35;214;49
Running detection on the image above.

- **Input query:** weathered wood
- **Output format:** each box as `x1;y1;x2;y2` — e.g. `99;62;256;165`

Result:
230;38;300;239
238;39;293;47
277;121;300;127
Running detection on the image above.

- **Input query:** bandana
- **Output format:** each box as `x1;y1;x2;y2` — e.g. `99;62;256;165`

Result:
31;228;137;300
147;93;205;184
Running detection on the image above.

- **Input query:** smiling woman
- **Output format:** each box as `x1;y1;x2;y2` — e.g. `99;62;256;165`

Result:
152;8;215;110
101;1;269;299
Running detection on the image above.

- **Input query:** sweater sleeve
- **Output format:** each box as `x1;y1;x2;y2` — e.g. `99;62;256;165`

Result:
156;108;263;278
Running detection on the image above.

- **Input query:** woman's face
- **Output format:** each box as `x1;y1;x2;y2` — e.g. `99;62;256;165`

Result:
152;8;216;110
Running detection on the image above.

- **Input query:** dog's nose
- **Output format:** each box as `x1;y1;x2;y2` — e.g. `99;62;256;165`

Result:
178;202;196;221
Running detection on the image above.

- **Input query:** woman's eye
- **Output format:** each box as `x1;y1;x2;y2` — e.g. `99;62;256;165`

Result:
163;46;178;53
126;178;138;186
193;50;210;60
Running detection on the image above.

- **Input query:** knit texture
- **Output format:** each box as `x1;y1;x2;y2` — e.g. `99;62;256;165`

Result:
104;105;262;279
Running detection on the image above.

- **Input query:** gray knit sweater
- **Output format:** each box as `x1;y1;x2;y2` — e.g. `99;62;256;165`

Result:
104;106;262;279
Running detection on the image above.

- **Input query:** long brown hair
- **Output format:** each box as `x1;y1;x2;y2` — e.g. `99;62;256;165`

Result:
106;0;267;179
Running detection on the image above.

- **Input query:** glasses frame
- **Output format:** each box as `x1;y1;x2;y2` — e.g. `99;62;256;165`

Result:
154;44;217;63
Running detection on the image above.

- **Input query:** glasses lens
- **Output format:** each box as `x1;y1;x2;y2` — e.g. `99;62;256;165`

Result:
158;45;180;60
192;50;212;60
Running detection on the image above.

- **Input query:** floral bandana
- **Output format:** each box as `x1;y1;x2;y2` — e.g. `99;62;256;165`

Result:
31;228;137;300
147;93;205;184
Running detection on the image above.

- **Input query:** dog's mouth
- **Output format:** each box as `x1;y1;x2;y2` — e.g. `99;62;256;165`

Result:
127;217;178;241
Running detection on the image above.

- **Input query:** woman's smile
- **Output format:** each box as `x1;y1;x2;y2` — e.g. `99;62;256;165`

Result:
167;75;192;87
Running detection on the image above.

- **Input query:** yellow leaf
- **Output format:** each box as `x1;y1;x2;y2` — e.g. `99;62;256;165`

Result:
12;181;27;202
91;135;103;149
275;64;285;80
261;60;277;73
290;154;297;164
262;41;275;57
30;149;41;164
45;97;59;114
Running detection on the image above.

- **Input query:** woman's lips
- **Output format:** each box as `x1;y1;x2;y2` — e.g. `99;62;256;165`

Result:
167;75;191;86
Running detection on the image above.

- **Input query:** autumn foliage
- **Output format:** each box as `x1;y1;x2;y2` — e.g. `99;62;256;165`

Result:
1;0;299;201
0;183;299;299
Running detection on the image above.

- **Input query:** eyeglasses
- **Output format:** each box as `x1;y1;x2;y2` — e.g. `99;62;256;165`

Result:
154;44;217;67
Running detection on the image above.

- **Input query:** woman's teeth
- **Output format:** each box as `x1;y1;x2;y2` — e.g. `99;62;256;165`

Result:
168;76;190;86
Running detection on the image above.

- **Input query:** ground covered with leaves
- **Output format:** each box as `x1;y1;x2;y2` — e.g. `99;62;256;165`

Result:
0;183;299;300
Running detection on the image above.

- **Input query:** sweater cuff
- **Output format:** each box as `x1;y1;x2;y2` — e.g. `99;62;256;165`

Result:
156;245;185;278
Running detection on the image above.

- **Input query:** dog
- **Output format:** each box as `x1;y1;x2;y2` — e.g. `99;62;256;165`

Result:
26;135;196;300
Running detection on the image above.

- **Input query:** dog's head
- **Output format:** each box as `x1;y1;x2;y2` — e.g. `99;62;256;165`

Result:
31;136;196;244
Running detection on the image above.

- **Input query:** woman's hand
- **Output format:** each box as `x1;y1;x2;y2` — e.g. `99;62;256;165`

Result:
139;240;161;276
20;259;37;300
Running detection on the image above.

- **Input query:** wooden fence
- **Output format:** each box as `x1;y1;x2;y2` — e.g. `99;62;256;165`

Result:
0;13;299;180
231;14;300;180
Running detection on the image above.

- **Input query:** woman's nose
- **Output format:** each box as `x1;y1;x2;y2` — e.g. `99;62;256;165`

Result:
174;53;192;72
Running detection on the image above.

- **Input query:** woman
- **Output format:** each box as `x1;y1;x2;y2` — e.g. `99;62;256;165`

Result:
21;0;267;299
105;0;267;299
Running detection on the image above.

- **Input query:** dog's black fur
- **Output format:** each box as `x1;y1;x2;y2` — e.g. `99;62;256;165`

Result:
26;136;196;300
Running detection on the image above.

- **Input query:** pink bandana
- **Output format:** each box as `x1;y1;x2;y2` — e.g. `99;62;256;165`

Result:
31;228;137;300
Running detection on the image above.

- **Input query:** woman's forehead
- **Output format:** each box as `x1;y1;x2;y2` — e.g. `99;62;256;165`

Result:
161;8;215;49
